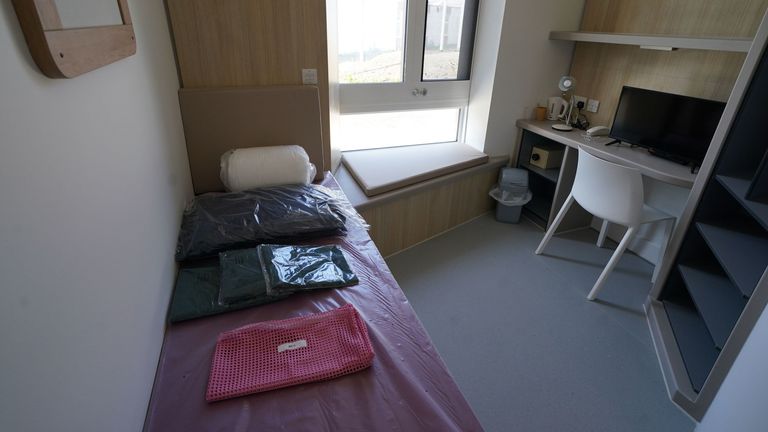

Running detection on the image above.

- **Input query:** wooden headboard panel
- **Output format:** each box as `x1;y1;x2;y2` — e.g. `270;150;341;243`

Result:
178;86;326;194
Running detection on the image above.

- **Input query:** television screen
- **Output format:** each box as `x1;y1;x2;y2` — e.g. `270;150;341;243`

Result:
609;86;726;166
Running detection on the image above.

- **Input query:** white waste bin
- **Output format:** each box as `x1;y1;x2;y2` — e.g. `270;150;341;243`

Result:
490;167;531;223
489;187;532;223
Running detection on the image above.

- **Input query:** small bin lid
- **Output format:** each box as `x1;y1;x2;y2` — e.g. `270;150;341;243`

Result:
498;167;529;187
489;186;532;206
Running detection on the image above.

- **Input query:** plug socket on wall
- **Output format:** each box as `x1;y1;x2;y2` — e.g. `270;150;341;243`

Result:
587;99;600;113
302;68;318;85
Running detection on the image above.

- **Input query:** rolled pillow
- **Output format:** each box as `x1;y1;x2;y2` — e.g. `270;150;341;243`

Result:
220;145;316;192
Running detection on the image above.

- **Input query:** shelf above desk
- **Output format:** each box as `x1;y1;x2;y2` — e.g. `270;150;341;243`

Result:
516;119;697;188
549;31;752;53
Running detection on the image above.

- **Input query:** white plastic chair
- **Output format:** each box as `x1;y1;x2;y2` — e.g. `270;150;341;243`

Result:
535;145;675;300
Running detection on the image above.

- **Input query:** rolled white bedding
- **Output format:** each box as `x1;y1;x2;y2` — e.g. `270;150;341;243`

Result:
220;145;316;191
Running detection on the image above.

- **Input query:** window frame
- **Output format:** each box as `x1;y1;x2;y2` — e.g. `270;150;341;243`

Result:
337;0;478;115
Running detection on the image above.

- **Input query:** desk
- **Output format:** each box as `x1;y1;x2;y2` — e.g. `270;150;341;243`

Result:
517;119;696;188
514;119;694;238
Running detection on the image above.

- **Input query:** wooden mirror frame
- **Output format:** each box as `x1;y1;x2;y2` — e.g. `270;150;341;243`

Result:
11;0;136;78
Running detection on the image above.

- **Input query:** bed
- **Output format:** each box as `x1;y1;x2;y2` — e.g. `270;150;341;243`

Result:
144;86;483;431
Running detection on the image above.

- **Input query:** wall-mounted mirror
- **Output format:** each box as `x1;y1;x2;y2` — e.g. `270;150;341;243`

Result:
11;0;136;78
53;0;123;29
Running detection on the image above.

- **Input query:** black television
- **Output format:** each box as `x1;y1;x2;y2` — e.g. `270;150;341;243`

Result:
609;86;726;167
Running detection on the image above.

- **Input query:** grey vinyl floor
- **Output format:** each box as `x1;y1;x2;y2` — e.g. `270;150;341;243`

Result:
386;214;696;432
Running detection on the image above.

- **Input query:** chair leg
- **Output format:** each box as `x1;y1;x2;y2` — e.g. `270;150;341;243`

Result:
596;219;609;248
535;194;575;255
652;218;676;283
587;226;637;301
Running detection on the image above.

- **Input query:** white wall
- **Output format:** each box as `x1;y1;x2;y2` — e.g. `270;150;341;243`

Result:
467;0;586;157
464;0;505;152
0;1;192;431
696;307;768;432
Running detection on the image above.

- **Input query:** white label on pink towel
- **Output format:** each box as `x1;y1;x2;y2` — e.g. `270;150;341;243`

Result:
277;339;308;353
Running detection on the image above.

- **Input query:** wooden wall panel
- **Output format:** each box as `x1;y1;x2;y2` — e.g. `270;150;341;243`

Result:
359;169;498;257
572;0;768;126
166;0;331;170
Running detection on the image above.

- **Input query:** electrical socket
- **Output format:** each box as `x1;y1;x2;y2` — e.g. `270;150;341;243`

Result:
573;95;587;109
302;68;318;85
587;99;600;113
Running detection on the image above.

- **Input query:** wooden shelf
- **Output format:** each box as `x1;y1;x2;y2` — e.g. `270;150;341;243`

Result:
549;31;752;53
521;162;560;183
716;175;768;231
664;300;720;393
678;264;746;350
696;222;768;298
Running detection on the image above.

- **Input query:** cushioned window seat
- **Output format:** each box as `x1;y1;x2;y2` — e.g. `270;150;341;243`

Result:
337;144;508;210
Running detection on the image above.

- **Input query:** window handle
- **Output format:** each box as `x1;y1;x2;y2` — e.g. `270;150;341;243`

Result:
411;87;428;96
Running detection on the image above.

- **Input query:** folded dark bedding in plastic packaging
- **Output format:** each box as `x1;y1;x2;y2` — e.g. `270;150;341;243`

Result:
168;264;284;323
217;248;290;305
175;184;362;261
259;244;359;296
167;266;225;322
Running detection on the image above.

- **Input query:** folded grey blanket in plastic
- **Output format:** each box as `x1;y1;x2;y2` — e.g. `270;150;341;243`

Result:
175;185;349;261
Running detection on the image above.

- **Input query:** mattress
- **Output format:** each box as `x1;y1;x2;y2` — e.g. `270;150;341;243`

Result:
144;174;483;432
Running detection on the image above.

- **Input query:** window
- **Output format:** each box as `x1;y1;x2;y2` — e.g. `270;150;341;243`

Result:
336;0;478;147
338;108;461;151
423;0;475;81
338;0;406;84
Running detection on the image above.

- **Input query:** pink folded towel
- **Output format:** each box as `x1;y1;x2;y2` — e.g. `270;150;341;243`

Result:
206;304;374;402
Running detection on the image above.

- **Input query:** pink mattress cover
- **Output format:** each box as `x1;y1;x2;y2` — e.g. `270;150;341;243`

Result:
144;174;483;431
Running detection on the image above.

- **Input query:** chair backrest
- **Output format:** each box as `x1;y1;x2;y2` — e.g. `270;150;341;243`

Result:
573;145;644;227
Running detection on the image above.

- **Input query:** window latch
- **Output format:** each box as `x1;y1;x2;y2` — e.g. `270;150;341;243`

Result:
411;87;428;97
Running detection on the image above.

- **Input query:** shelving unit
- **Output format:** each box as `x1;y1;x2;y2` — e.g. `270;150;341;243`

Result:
646;17;768;420
516;130;562;227
549;31;753;52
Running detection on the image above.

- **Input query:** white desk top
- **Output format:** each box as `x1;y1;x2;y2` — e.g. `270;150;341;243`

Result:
517;119;696;188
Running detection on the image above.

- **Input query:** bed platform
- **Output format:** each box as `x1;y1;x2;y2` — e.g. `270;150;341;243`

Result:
153;85;482;430
144;175;483;431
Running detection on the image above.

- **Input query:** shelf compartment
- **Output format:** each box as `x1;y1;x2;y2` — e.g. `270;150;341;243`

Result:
522;207;547;229
661;267;719;394
549;31;752;52
521;162;560;183
716;175;768;231
664;299;720;393
696;222;768;298
524;170;556;226
678;263;746;350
